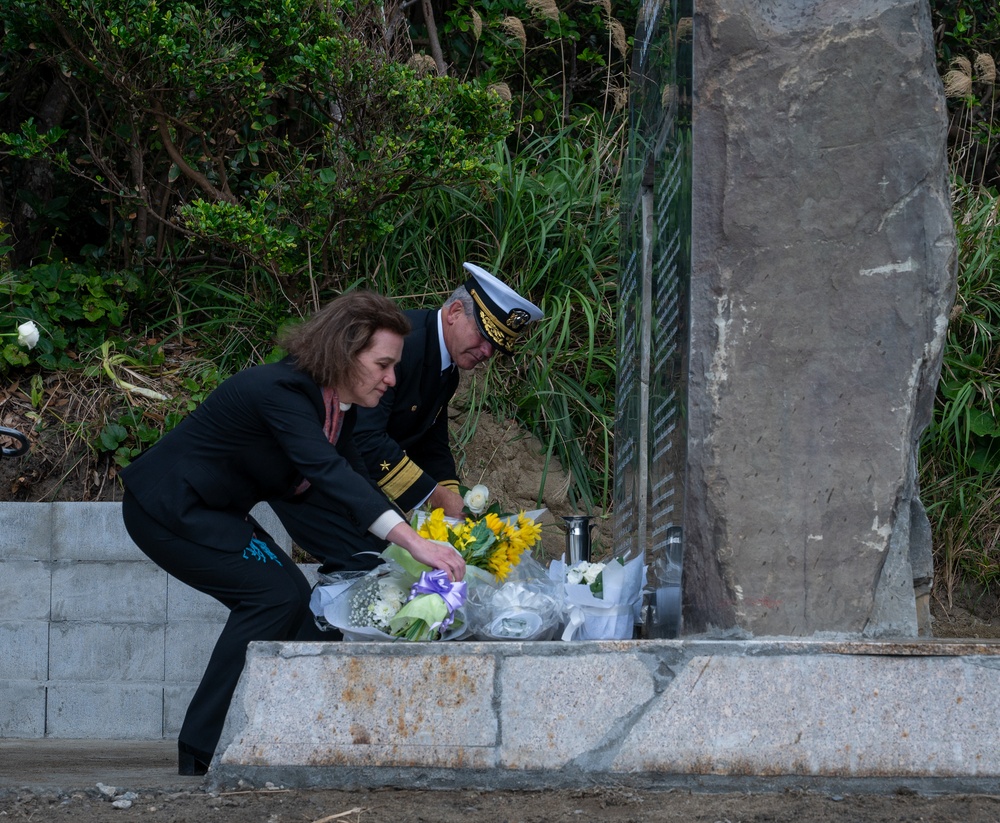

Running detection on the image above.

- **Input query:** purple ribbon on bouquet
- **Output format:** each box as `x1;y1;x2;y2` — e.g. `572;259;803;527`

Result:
410;570;467;631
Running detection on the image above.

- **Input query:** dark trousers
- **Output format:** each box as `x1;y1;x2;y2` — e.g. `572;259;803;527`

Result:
122;491;312;758
270;490;389;574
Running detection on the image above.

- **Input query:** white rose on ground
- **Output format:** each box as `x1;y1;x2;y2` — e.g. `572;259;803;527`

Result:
16;320;40;349
464;484;490;515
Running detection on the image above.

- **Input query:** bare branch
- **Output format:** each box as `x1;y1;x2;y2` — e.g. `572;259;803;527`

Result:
153;109;236;204
420;0;447;76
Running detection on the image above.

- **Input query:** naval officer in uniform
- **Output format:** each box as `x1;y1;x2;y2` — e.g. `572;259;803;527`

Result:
270;262;543;573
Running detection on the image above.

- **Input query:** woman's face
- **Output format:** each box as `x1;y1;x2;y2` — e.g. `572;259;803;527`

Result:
341;328;404;407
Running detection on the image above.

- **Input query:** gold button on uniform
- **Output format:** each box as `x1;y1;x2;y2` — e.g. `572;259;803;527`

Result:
411;405;418;411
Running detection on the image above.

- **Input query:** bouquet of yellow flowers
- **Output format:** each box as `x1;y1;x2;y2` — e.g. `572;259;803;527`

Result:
413;506;544;582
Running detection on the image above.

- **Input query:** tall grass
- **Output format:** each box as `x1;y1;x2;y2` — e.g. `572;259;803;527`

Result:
357;115;624;512
920;183;1000;601
97;116;621;514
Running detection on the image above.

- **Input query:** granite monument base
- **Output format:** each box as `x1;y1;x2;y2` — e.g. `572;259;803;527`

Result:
213;639;1000;792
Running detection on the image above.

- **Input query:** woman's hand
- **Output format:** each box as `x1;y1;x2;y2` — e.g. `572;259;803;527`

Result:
387;523;466;581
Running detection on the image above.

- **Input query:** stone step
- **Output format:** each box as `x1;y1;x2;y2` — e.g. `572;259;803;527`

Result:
214;638;1000;789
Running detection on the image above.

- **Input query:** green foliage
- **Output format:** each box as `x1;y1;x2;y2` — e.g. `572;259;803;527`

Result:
0;0;512;297
921;184;1000;592
1;261;142;373
438;0;634;125
86;349;222;466
148;264;294;374
0;0;622;515
924;2;1000;597
932;0;1000;64
358;114;622;511
932;2;1000;188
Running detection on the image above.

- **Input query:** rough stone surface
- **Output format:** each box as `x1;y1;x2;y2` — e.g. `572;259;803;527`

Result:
613;654;1000;776
498;653;656;769
0;500;318;740
213;640;1000;788
50;561;166;622
685;0;956;635
0;682;46;737
224;644;498;769
46;682;164;739
48;622;165;682
51;501;137;561
0;622;47;681
0;502;53;560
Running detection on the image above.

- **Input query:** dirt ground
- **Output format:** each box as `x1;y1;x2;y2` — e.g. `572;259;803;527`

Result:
4;783;1000;822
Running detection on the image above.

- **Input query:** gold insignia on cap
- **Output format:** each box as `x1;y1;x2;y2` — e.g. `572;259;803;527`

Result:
470;286;517;351
507;308;530;331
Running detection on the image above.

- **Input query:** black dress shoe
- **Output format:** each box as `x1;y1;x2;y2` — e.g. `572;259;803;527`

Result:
178;741;213;776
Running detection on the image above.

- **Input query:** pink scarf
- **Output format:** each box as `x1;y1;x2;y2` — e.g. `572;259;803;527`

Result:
294;386;345;495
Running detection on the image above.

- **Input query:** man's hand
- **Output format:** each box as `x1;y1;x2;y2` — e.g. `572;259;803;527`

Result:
427;484;466;518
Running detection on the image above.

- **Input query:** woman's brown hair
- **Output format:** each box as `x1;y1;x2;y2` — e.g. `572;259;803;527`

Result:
280;291;411;388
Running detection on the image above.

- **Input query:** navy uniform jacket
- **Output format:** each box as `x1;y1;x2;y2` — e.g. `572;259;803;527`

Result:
352;308;461;511
120;357;394;551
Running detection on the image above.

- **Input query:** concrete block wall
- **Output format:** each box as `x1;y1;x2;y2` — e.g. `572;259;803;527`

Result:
0;501;300;740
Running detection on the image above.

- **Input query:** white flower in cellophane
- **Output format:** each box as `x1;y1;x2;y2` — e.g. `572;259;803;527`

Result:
582;562;605;586
350;575;409;631
378;579;407;611
567;561;605;586
371;600;395;625
464;484;490;514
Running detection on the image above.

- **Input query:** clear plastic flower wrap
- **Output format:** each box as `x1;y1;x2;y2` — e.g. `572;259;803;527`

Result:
465;554;565;641
309;545;474;642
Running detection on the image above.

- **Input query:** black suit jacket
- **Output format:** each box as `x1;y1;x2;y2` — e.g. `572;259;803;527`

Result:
352;308;461;511
120;357;393;551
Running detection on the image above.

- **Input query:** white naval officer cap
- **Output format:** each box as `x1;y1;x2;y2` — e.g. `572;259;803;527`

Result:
462;262;544;355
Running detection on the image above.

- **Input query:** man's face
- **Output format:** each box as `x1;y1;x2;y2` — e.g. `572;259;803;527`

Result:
442;301;495;370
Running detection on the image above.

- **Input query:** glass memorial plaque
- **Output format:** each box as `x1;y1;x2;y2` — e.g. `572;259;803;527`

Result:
614;0;692;638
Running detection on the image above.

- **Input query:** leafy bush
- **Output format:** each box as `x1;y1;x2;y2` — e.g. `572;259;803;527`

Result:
1;261;143;373
0;0;512;300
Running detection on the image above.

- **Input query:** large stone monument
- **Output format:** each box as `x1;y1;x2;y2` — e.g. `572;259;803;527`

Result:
616;0;955;638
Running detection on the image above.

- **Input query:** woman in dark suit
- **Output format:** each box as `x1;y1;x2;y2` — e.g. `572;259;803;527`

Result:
120;291;465;776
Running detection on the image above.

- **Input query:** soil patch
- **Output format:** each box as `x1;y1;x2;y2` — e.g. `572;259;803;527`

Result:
4;783;1000;822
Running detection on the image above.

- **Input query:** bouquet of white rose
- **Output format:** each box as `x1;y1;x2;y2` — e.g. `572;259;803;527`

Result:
550;553;646;641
